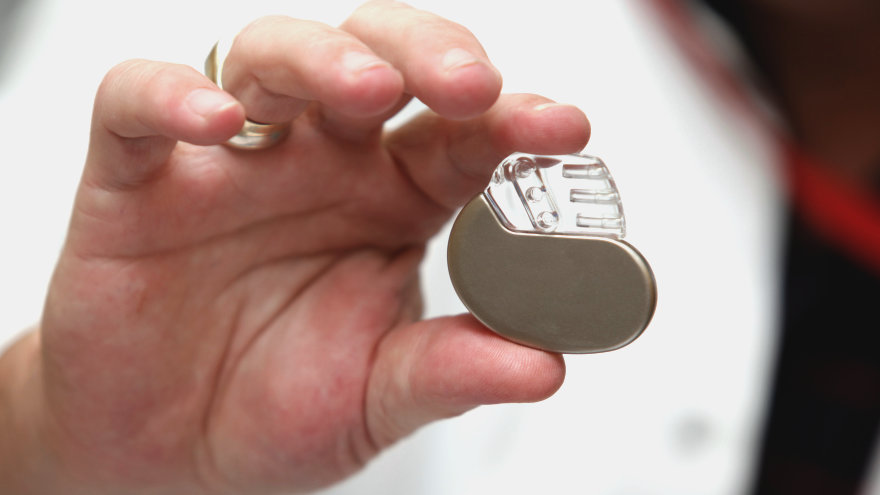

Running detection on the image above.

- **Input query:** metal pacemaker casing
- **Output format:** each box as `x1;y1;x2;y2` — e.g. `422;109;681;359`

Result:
448;194;656;354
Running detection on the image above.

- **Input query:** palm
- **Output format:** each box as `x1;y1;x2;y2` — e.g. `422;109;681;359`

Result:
43;115;453;491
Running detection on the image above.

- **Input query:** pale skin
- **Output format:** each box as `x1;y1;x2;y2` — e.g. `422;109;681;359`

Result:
0;1;590;494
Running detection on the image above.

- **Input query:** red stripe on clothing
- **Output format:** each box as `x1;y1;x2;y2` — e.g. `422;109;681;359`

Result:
786;146;880;275
645;0;880;275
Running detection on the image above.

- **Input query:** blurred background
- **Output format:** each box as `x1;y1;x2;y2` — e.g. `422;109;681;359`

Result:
0;0;877;493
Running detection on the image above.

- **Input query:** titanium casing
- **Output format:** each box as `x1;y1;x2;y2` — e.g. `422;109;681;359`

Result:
448;194;657;354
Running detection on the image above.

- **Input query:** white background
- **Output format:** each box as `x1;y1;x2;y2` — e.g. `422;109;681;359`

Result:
1;0;877;493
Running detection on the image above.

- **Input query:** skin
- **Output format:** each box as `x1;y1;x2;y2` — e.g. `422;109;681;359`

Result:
0;1;590;494
2;0;876;494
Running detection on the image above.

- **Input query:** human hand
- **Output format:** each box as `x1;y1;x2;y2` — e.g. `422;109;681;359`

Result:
1;1;589;493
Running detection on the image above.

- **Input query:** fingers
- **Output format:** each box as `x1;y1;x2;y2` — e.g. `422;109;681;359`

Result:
219;2;502;136
366;315;566;449
221;16;405;124
87;60;245;189
341;0;502;119
386;94;591;210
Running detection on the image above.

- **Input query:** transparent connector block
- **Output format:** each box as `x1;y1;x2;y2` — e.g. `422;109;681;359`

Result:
485;153;626;239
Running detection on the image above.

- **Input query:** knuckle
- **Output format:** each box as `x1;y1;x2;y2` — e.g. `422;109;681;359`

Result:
144;63;192;92
96;59;145;100
353;0;405;17
96;60;201;122
142;64;197;112
309;34;362;60
437;18;475;39
98;60;197;99
235;17;347;69
403;14;476;47
236;15;286;43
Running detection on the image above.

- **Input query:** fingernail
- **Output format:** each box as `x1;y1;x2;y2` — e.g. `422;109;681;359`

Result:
534;102;578;112
342;51;389;73
186;88;237;118
442;48;481;72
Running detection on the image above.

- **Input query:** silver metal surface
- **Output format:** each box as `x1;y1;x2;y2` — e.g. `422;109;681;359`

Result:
448;194;656;354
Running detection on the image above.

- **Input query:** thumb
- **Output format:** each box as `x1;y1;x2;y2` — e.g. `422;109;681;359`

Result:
365;314;566;449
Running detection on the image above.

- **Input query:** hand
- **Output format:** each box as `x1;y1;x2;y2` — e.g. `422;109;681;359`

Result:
1;2;589;493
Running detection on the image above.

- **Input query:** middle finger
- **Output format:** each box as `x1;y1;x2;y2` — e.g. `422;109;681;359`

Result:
221;15;406;124
340;1;503;120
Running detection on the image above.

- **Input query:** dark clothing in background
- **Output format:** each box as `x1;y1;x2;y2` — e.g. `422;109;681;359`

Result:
693;1;880;493
752;209;880;494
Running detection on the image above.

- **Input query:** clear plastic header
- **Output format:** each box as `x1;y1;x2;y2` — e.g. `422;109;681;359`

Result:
484;153;626;239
